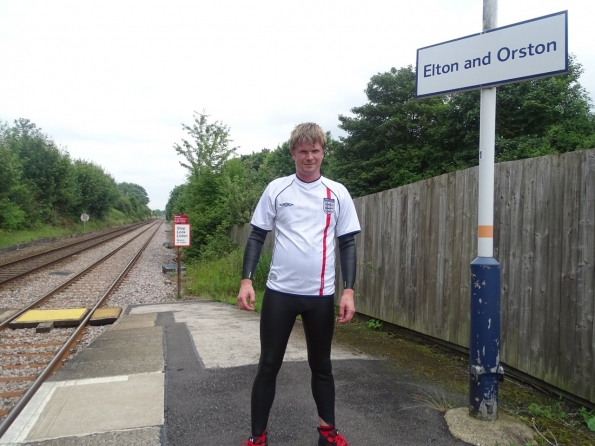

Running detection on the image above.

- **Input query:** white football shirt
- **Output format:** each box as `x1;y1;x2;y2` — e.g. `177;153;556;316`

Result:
251;174;361;297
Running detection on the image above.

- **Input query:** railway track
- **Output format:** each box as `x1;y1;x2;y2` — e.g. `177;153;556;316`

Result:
0;221;151;286
0;219;163;433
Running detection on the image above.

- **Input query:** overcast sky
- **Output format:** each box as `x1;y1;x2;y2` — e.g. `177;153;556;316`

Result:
1;1;593;210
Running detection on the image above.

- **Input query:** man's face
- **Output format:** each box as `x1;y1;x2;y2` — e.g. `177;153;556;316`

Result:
291;141;324;181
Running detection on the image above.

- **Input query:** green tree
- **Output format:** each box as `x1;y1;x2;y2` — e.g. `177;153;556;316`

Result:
0;132;21;195
174;111;238;176
3;119;79;223
172;112;249;259
165;184;187;220
259;142;296;179
116;182;151;218
443;55;595;163
220;157;266;225
330;57;595;198
320;132;347;181
332;66;449;197
72;160;119;219
0;133;28;229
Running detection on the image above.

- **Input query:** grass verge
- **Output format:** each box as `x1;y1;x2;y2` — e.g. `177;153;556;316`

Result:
0;210;143;249
183;247;272;312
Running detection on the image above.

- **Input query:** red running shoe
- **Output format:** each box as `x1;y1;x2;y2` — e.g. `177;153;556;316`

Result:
240;430;267;446
318;426;349;445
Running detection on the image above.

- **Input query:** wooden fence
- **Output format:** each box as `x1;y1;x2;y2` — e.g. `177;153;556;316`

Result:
230;148;595;404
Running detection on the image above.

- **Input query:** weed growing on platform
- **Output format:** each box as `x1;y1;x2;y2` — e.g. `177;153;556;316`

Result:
366;318;383;330
410;391;455;413
185;247;271;312
579;407;595;431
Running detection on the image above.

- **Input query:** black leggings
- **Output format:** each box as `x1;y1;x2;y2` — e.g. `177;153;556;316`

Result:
251;288;336;435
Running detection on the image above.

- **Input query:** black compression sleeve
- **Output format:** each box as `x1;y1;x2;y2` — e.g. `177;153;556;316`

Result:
338;233;357;289
242;227;269;280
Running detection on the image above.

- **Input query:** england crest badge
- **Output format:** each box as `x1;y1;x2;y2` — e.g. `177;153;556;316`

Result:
323;198;335;214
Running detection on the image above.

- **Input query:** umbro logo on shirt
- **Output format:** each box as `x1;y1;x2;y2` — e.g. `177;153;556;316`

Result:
279;203;294;207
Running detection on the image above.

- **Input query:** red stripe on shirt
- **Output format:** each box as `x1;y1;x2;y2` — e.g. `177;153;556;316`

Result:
319;187;332;295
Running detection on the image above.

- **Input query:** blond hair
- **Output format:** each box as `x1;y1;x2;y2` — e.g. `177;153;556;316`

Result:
289;122;326;151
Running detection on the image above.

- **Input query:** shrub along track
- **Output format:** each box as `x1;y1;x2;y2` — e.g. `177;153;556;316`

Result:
0;219;162;436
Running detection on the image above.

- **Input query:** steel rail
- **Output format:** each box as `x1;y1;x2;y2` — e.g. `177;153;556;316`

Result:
0;219;160;331
0;220;162;438
0;221;153;286
0;221;145;268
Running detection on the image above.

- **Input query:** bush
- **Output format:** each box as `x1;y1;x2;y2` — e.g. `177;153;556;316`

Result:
185;247;272;312
0;198;26;230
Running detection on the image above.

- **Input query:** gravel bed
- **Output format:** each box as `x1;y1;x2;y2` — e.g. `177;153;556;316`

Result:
0;328;73;345
0;222;178;415
77;325;110;351
1;380;32;393
1;396;19;412
0;224;142;266
0;224;155;309
37;228;158;310
0;345;60;354
1;365;46;378
105;223;177;308
74;223;177;353
1;355;52;366
0;225;176;376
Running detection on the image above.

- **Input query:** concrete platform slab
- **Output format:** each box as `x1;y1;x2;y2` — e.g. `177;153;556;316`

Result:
10;426;161;446
92;325;160;340
129;301;374;369
0;300;536;446
73;344;161;362
0;373;164;444
50;324;163;381
110;313;156;330
50;358;165;381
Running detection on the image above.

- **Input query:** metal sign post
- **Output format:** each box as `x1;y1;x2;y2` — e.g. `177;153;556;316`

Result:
177;246;181;298
173;215;191;298
415;1;568;423
468;0;503;421
80;213;89;233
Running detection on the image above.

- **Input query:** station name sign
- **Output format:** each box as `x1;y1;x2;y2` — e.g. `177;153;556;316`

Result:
416;11;568;98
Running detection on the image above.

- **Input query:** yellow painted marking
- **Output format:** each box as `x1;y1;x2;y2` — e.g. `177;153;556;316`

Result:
15;308;87;323
478;225;493;237
91;307;122;319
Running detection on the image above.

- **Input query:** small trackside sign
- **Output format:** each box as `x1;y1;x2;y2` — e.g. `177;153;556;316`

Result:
173;215;191;247
415;11;568;98
174;215;188;225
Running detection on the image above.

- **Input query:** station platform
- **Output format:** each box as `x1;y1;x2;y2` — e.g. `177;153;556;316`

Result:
0;301;535;446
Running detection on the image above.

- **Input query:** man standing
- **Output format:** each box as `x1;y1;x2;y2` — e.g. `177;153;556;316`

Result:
237;123;361;446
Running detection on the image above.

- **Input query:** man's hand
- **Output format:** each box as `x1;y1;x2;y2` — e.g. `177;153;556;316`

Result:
237;279;256;311
337;289;355;323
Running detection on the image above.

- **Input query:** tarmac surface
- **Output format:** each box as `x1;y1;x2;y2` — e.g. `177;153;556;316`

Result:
0;301;536;446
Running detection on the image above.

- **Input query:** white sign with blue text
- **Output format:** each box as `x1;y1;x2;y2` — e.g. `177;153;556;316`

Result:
416;11;567;98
